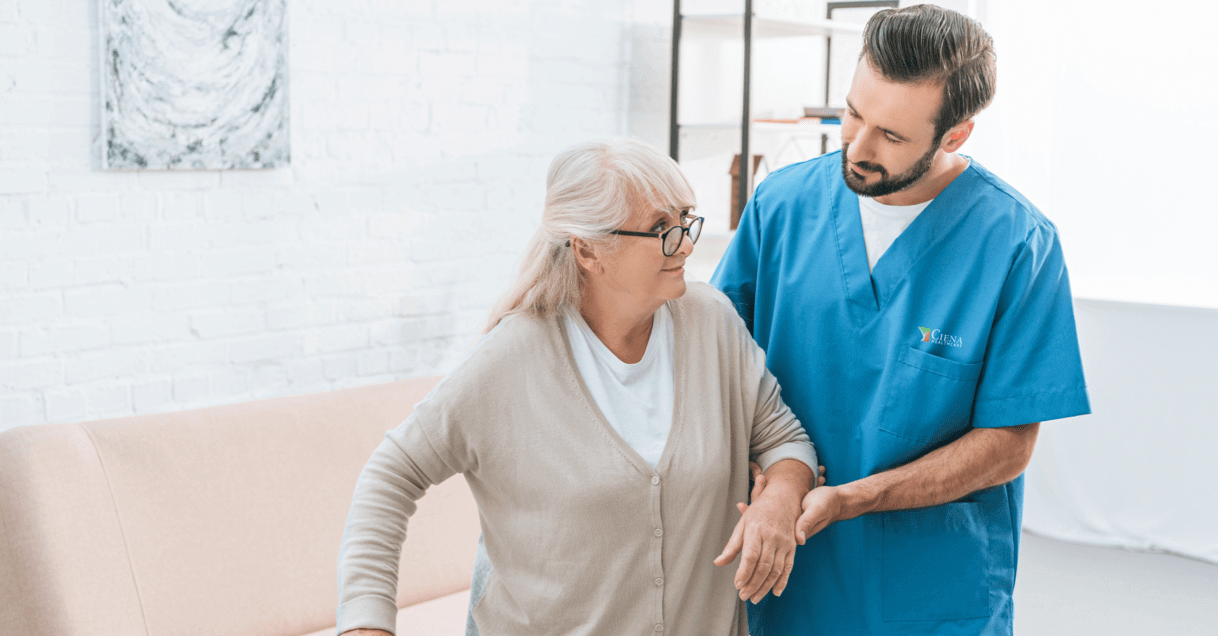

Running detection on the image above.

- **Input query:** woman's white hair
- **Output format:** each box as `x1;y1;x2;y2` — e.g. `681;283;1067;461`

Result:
485;137;696;331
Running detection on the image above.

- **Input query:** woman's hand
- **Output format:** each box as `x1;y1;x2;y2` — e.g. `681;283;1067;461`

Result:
713;461;824;603
340;630;393;636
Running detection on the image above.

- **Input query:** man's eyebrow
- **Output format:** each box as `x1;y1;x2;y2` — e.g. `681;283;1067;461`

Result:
879;127;911;142
845;98;912;142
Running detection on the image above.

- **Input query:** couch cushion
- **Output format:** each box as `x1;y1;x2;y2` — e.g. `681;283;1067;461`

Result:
0;376;480;636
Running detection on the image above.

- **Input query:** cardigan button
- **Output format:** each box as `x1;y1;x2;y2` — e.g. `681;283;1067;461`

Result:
651;476;660;485
654;624;664;632
654;528;663;537
655;577;664;586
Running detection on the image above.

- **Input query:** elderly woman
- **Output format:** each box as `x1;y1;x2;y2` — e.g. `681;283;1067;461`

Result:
336;138;820;636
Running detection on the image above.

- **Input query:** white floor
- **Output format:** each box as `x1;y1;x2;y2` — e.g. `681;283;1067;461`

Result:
1015;531;1218;635
391;531;1218;634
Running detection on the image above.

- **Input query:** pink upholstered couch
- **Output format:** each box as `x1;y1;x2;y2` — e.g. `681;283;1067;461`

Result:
0;376;478;636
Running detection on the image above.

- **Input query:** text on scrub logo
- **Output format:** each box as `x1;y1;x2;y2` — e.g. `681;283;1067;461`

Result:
918;326;963;348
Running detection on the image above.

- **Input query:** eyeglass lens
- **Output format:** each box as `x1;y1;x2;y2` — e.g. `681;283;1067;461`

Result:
662;216;703;256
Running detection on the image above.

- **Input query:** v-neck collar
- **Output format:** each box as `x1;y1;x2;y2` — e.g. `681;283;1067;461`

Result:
556;298;687;479
832;158;978;327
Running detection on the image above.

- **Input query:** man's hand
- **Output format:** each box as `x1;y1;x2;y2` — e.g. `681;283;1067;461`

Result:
794;484;844;544
793;424;1041;544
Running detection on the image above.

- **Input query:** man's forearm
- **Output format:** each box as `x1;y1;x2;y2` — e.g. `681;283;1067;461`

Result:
835;423;1040;521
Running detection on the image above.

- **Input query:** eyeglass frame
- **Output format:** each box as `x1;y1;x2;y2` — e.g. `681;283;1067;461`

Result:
606;214;704;257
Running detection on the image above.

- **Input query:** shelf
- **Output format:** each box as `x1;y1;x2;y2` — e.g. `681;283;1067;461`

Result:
681;13;866;39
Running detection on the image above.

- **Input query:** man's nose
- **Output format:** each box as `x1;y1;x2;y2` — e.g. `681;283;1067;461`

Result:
845;131;874;164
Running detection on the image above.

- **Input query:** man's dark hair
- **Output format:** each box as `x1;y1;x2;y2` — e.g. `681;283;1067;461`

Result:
859;4;996;143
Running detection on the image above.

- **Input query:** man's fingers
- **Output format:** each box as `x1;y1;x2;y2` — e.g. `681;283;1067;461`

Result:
750;461;762;481
795;505;828;545
750;473;767;501
816;465;827;487
795;509;812;544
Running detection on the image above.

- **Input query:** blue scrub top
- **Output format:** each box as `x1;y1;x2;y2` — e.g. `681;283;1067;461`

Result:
711;151;1090;636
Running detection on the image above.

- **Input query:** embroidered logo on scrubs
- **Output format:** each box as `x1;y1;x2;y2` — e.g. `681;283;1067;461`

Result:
918;327;963;348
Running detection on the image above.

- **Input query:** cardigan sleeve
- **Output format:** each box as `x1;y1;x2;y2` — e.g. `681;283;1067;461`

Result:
739;317;819;481
335;414;463;635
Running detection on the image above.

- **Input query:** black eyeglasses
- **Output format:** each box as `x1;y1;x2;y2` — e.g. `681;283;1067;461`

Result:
608;215;703;257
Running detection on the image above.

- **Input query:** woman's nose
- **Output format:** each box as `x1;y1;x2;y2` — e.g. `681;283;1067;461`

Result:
676;231;694;257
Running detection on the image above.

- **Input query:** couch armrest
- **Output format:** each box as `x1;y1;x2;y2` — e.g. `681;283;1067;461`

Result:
0;423;146;636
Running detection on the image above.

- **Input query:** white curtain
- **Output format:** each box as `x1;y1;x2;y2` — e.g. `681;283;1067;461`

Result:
1023;299;1218;564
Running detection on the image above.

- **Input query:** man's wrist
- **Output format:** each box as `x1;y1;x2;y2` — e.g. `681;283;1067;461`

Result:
831;479;879;521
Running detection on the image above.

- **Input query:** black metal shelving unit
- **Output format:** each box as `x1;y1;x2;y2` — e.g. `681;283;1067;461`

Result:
668;1;898;223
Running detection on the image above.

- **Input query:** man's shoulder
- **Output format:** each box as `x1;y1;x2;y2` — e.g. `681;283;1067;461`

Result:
963;159;1056;237
756;150;842;196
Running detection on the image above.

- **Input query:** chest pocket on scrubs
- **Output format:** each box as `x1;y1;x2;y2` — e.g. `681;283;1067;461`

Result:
880;346;982;444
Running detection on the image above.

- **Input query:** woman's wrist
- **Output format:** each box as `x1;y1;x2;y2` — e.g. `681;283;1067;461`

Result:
759;459;814;504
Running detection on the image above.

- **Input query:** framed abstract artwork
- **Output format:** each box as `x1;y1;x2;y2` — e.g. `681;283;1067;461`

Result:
101;0;290;170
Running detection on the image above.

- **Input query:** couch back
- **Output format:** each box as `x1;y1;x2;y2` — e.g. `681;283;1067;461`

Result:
0;376;480;636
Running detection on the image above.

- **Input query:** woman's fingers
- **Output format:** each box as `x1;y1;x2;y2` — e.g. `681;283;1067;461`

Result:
817;465;827;487
733;528;762;591
737;530;771;598
714;503;749;566
750;553;785;603
772;546;796;597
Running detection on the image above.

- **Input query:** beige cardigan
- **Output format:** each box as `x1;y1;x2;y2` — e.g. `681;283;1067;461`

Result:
336;283;815;635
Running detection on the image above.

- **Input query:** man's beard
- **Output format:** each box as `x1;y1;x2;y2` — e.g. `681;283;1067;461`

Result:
841;141;938;197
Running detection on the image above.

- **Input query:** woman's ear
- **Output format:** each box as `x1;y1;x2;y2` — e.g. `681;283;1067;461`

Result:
570;237;603;275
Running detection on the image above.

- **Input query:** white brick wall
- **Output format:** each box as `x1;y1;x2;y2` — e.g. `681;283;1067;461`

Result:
0;0;669;431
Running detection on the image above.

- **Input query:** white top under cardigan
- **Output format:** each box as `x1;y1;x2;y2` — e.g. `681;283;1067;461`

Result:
335;283;817;636
563;306;675;468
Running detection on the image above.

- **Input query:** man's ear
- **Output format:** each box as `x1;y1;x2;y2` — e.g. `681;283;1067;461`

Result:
570;237;602;275
941;120;975;152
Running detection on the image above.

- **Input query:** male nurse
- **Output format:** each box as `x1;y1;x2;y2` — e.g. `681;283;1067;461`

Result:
711;5;1090;635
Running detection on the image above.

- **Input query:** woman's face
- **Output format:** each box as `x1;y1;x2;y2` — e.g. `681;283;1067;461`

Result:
591;205;694;310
